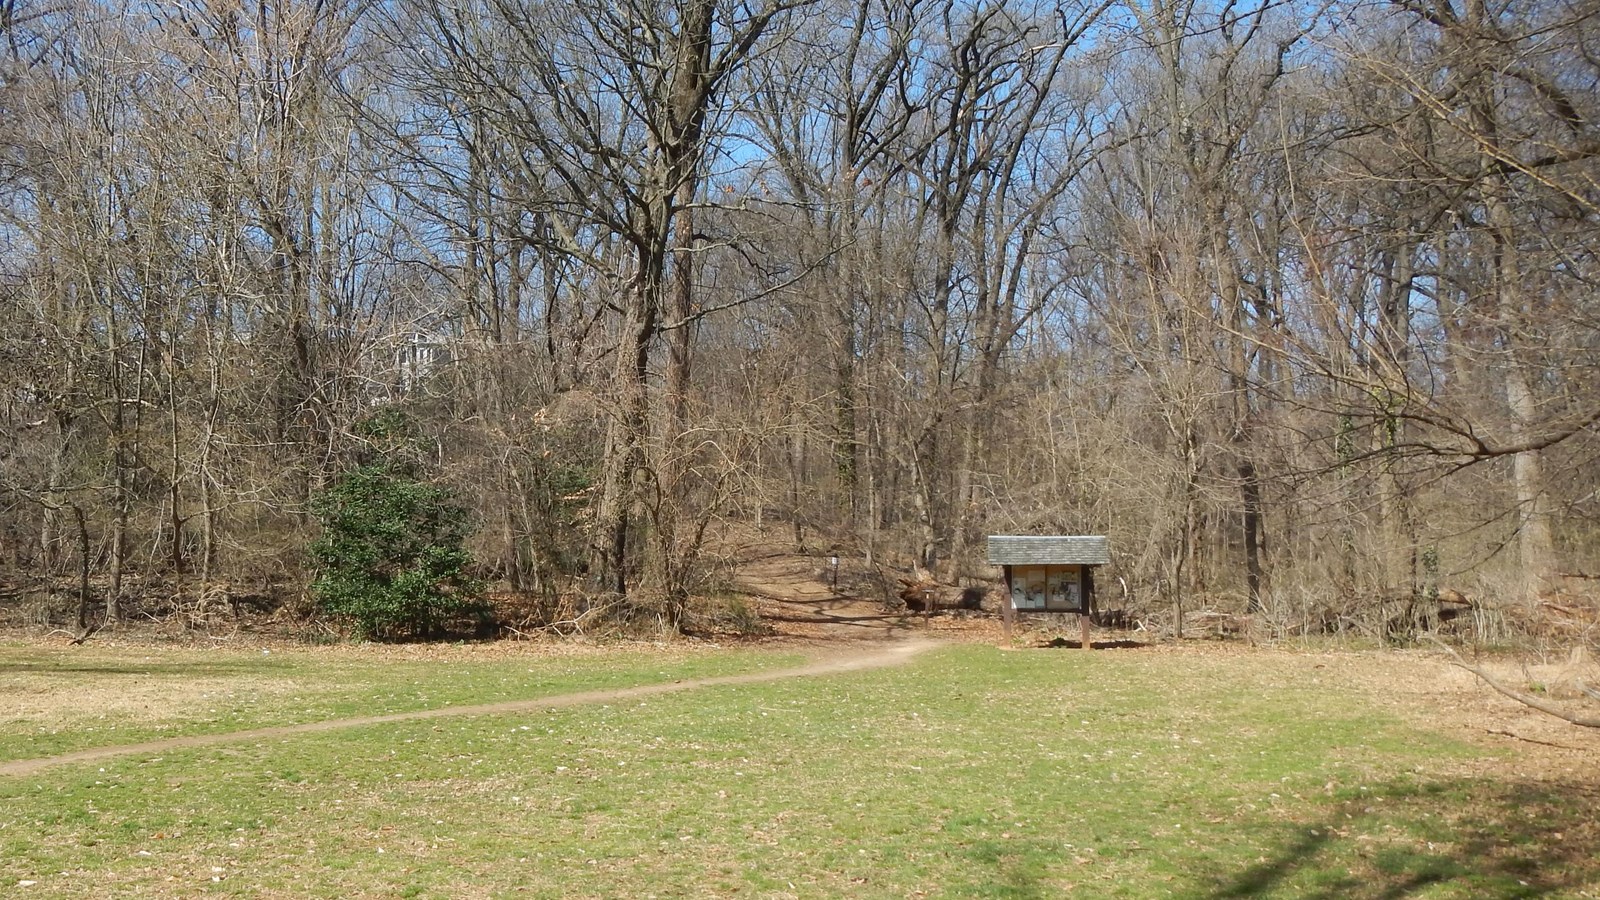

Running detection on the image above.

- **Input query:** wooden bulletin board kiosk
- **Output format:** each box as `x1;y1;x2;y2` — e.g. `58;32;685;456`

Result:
987;535;1110;647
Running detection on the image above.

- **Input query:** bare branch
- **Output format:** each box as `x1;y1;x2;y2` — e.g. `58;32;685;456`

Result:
1429;638;1600;729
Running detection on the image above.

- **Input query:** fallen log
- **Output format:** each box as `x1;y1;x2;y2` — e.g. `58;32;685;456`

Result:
898;579;985;613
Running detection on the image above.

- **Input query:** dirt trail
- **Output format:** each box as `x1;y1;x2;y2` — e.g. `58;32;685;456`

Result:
724;532;924;641
0;638;940;779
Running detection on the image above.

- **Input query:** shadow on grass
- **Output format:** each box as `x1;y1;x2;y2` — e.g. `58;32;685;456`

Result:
1038;637;1150;650
1209;776;1600;898
0;659;285;677
759;594;921;635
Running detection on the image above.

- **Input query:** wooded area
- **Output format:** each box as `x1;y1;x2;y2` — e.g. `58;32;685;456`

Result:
0;0;1595;638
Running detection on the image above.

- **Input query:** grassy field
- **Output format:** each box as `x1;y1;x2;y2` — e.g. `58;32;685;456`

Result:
1;640;1596;898
0;641;804;762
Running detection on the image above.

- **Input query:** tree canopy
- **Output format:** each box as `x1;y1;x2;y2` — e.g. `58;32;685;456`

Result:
1;0;1595;636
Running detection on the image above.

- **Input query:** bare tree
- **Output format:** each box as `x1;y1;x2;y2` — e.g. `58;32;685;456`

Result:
392;0;810;619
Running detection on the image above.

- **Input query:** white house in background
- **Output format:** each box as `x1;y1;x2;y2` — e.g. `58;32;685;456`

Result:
391;330;454;392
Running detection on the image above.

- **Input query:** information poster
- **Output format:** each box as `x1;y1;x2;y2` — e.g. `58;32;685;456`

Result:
1020;569;1047;610
1047;569;1081;611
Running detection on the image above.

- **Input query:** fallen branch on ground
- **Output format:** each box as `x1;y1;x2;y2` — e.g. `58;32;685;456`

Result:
1428;637;1600;729
46;621;103;645
1485;728;1583;750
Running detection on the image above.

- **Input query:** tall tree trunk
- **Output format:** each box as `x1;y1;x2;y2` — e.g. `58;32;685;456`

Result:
1462;0;1555;599
589;287;656;597
73;505;93;633
1215;215;1264;614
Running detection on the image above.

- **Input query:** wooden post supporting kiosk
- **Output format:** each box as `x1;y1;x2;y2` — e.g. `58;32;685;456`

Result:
987;535;1110;648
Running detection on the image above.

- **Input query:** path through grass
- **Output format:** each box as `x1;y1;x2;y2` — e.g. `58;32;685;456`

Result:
0;640;801;761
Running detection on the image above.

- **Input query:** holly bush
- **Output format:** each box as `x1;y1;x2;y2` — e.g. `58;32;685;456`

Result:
310;462;484;640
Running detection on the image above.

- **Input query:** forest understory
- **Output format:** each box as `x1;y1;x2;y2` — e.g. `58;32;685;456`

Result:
1;0;1597;653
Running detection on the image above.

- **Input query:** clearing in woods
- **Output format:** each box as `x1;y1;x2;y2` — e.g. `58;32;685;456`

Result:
0;538;1597;897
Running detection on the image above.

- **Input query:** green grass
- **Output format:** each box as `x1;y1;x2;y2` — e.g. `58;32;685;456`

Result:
1;643;1595;898
0;641;801;761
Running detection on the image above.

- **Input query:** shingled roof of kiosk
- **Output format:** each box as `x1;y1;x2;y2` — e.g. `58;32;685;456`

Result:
986;535;1110;566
